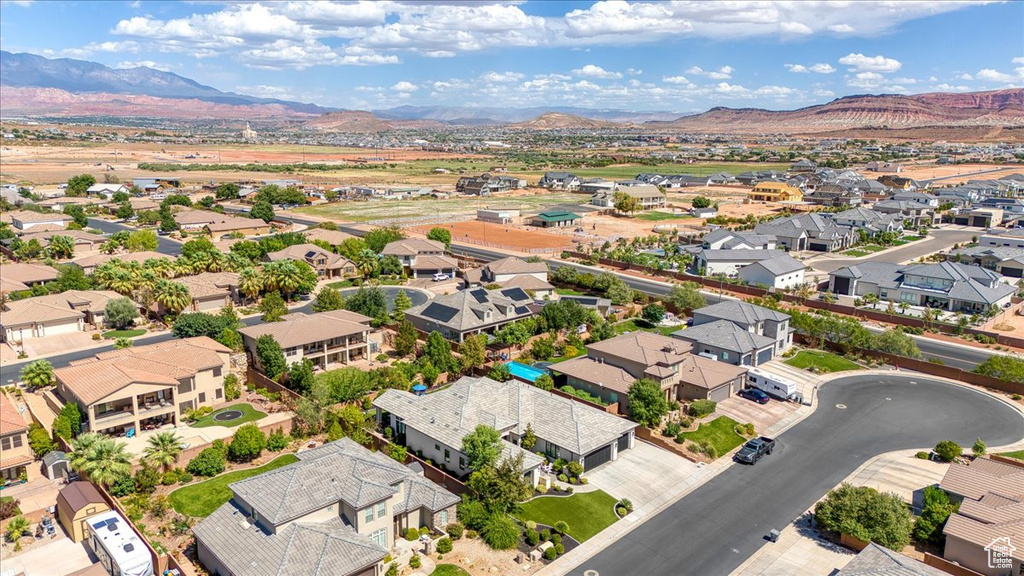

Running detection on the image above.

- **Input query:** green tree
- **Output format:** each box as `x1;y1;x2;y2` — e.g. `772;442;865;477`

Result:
115;202;134;220
63;204;89;227
113;337;133;349
259;291;288;322
933;440;962;462
814;483;912;550
461;424;502;470
343;286;388;318
227;423;267;462
56;402;82;437
256;335;287;379
488;363;512;382
424;331;454;373
466;452;533;516
142;431;183;472
666;282;706;311
47;235;75;259
974;355;1024;383
66;174;97;197
104;297;139;330
530;335;555;361
426;227;452;249
605;280;634;306
972;437;986;456
540;298;592;331
312;285;345;312
5;515;30;543
533;374;554;391
250;200;275;223
458;334;487;373
627;378;669;427
216;182;240;200
158;206;179;232
53;264;93;292
20;360;55;389
869;328;921;358
691;196;711;209
588;320;616;342
394;320;419;357
364;226;405;253
125;230;158;252
155;280;191;314
73;435;132;487
521;423;538;450
28;423;56;457
379;255;403;276
287;359;315;395
913;486;958;545
181;237;217;259
641;303;666;324
612;191;642;215
392;290;412;317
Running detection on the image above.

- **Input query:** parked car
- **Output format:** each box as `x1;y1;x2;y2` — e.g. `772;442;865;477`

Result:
737;388;770;404
735;437;776;465
432;273;449;282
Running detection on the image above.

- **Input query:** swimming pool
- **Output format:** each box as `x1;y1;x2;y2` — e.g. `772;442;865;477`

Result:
506;361;546;383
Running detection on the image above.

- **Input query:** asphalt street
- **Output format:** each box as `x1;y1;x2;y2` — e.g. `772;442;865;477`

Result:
87;218;184;256
864;326;995;371
570;373;1024;576
806;227;979;274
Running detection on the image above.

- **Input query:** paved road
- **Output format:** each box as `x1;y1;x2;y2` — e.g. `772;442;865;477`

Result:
571;373;1024;576
806;227;979;274
863;326;995;371
87;218;183;256
920;167;1014;185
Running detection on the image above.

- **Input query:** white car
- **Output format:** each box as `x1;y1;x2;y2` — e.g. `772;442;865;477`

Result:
432;273;449;282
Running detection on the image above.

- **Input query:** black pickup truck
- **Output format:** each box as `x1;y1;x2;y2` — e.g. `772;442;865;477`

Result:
735;436;776;465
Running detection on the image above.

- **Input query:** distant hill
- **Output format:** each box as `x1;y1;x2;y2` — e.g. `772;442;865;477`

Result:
375;105;680;124
0;50;331;116
507;112;623;130
648;89;1024;133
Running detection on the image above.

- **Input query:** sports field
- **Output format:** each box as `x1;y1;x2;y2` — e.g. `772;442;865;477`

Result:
410;220;573;251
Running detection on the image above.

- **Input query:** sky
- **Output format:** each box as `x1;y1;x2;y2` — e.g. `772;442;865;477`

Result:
1;1;1022;112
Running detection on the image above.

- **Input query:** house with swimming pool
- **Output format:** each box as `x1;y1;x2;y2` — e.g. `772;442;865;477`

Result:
374;375;637;475
403;287;537;342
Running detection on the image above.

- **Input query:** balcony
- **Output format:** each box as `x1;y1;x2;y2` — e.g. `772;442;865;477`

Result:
93;407;134;424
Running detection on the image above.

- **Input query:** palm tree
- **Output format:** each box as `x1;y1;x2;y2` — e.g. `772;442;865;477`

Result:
264;260;302;300
155;279;191;314
77;437;132;487
145;258;176;279
106;268;136;296
238;267;264;304
68;433;106;473
142;431;182;472
356;250;378;279
20;359;54;389
47;235;75;259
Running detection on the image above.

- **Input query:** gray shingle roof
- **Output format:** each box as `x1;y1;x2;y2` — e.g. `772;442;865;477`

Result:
374;376;635;458
749;254;805;276
697;249;779;262
672;320;775;354
692;300;790;326
838;542;947;576
406;287;534;333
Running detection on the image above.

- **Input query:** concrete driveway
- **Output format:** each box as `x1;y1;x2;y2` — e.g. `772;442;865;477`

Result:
19;332;98;359
717;396;802;437
1;533;97;576
585;441;701;509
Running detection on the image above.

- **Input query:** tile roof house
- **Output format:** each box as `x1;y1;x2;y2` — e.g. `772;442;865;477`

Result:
538;171;581;190
194;438;458;576
170;272;241;313
591;185;666;210
71;251;170;275
838;542;946;576
701;229;777;250
690;301;793;356
1;289;123;341
55;337;231;436
7;210;73;232
950;246;1024;278
828;261;1015;314
872;200;936;228
672;320;777;367
303;228;355;247
375;375;635;474
940;458;1024;576
754;213;856;252
747;182;804;203
694;249;781;277
17;229;105;252
552;332;748;409
832;207;906;236
381;238;458;279
0;392;34;483
265;243;356;279
0;263;59;294
173;209;271;237
404;287;535;342
239;309;375;372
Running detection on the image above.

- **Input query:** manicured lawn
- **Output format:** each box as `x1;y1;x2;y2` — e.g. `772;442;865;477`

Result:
555;288;586;296
843;245;885;257
635;211;693;222
189;403;267;429
168;454;299;517
998;450;1024;461
515;490;619;542
327;280;356;289
785;350;863;373
842;249;869;257
614;319;678;336
102;329;147;339
431;566;471;576
547;347;587;364
678;416;746;457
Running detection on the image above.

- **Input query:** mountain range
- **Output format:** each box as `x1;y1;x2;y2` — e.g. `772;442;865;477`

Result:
1;50;1022;137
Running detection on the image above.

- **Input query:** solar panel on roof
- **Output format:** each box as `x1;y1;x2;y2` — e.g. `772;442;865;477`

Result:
470;289;489;303
420;303;459;323
501;288;530;301
514;306;529;315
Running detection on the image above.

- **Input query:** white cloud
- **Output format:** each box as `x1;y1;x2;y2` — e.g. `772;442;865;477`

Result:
714;82;748;95
839;53;902;73
480;71;525;83
662;75;693;85
784;64;808;73
891;77;917;85
61;41;140;58
115;60;173;72
785;63;835;74
572;64;622;79
1013;57;1024;65
626;68;642;76
780;21;812;35
809;63;836;74
931;84;971;92
828;24;854;33
959;73;974;80
847;71;885;89
687;65;734;79
814;89;836;98
0;0;34;6
391;81;418;92
976;69;1019;83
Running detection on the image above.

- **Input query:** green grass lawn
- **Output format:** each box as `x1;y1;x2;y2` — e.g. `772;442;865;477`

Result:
785;350;863;373
547;347;587;364
998;450;1024;461
189;403;267;429
102;329;147;339
842;249;869;257
515;490;619;542
168;454;298;517
902;236;925;241
555;288;586;296
678;416;746;457
431;566;471;576
327;280;356;289
635;211;693;222
614;319;678;336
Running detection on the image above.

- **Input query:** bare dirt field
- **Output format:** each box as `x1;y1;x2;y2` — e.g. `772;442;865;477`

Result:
410;220;574;251
861;163;1019;184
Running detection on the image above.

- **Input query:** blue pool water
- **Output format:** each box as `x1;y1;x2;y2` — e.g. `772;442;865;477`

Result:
506;361;546;383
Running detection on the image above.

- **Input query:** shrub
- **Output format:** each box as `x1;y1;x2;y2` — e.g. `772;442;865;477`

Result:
675;432;686;444
972;438;986;456
385;562;398;576
409;555;421;569
526;529;540;546
565;486;573;494
617;506;627;516
551;533;563;547
134;465;160;494
466;530;478;539
814;483;912;550
743;423;755;436
540;529;551;541
446;522;464;539
663;422;682;437
419;526;430;536
544;546;557;560
186;446;226;476
266;428;289;452
915;451;930;460
566;461;583;479
481;515;520;550
525;520;537;531
554;520;569;535
0;498;21;520
436;537;453;554
688;400;717;418
161;471;178;486
457;500;488;532
228;424;267;462
554;542;565;555
680;417;693;428
619;498;633;512
933;440;962;462
405;527;419;541
110;474;136;497
557;473;568;483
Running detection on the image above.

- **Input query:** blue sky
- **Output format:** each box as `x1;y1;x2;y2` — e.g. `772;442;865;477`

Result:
1;1;1022;112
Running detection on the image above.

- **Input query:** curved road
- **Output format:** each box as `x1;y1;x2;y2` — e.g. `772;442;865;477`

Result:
570;373;1024;576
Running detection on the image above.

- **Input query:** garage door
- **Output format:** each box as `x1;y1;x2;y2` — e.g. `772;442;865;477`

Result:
1001;266;1023;278
583;445;612;470
617;433;630;453
42;321;80;337
756;348;773;365
708;384;731;403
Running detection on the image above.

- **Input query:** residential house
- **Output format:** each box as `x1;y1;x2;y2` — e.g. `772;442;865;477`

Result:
891;190;937;207
747;182;804;203
538;172;581;190
578;179;618;194
603;185;667;210
34;196;103;212
737;254;806;290
18;229;105;253
194;438;459;576
381;238;458;280
552;332;748;410
0;263;58;295
71;251;169;275
85;183;129;198
528;211;581;228
872;200;935;228
832;207;905;237
864;162;903;173
265;244;356;279
789;159;817;172
303;228;356;247
557;295;612;317
803;184;863;207
690;301;793;357
939;458;1024;576
0;392;33;483
57;481;111;543
981;228;1024;250
172;272;241;313
828;261;1015;313
691;206;718;218
54;337;231;436
879;176;919;190
132;176;182;190
754;213;856;252
837;543;945;576
701;230;777;250
7;210;73;233
1;290;123;342
694;249;780;277
404;287;536;342
205;215;271;238
948;246;1024;278
239;309;375;372
465;256;548;285
950;208;1004;228
376;375;635;474
672;321;776;367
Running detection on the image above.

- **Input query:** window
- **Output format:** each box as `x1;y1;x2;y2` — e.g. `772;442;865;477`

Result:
212;367;222;377
370;527;387;548
459;457;465;469
11;435;22;448
286;348;298;357
440;510;448;526
0;437;9;450
376;502;386;519
198;392;206;403
215;389;223;399
444;448;450;462
364;507;373;523
434;444;440;452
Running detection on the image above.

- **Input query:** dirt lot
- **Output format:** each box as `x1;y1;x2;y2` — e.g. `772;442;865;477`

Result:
868;163;1019;184
410;220;573;251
